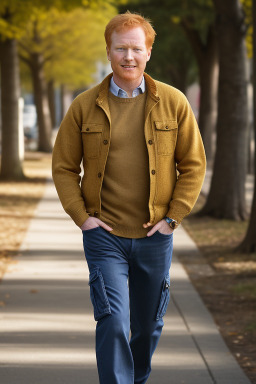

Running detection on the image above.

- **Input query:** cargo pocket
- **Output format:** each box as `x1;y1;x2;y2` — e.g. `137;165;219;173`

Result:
156;273;171;321
88;267;111;321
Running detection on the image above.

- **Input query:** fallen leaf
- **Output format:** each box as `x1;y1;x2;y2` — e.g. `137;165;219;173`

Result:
30;289;38;294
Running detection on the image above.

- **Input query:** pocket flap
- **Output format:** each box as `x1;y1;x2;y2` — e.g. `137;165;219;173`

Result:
82;124;103;133
155;120;178;131
164;273;171;289
156;273;171;321
88;267;111;321
89;268;100;285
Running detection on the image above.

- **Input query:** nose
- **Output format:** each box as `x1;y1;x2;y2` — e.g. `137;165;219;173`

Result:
125;49;133;60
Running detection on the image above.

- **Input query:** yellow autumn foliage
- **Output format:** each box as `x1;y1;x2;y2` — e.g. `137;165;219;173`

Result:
241;0;253;58
18;6;116;88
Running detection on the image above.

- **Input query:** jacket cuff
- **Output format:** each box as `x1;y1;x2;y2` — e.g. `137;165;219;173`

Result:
66;208;90;228
166;208;187;226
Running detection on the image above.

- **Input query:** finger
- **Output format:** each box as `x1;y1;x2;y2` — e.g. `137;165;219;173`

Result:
143;222;153;228
147;226;158;236
99;222;113;232
147;222;161;236
95;218;112;228
147;229;157;237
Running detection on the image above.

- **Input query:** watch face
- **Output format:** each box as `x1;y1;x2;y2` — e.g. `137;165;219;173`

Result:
164;217;177;229
170;221;176;229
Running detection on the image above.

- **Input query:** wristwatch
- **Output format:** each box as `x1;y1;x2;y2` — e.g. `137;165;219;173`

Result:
164;216;178;229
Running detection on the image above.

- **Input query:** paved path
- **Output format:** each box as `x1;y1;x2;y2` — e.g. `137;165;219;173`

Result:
0;179;252;384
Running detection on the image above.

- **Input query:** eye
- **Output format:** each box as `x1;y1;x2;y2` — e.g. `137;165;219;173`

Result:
117;48;124;51
134;48;142;52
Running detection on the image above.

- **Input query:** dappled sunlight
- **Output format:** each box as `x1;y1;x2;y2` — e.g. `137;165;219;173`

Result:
0;348;97;365
163;315;219;336
213;261;256;273
5;261;88;281
0;313;95;332
152;349;221;368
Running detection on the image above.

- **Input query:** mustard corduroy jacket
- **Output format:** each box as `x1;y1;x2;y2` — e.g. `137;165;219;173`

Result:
52;73;206;228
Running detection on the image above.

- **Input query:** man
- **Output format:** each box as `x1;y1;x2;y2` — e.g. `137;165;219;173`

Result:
52;12;206;384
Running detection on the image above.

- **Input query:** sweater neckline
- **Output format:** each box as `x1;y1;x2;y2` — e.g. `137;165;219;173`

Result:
108;91;147;103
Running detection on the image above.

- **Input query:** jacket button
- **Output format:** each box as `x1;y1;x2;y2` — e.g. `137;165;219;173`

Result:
94;211;98;217
148;140;153;145
103;139;108;145
151;170;156;175
165;126;168;129
86;128;89;131
98;172;102;178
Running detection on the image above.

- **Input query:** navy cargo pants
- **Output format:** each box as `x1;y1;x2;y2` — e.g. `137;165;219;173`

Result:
82;226;173;384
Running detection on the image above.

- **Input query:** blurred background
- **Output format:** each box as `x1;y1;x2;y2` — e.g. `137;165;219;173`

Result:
0;0;255;382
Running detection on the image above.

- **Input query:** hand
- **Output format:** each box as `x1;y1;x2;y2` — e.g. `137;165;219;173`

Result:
143;219;174;237
80;217;113;232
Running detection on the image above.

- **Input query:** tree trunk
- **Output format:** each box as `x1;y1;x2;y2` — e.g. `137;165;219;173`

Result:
201;0;248;220
182;23;219;165
47;79;56;129
30;52;52;152
198;38;219;166
237;0;256;252
247;121;254;175
0;38;24;180
168;64;189;94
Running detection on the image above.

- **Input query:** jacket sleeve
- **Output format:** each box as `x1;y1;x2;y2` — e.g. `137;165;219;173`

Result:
52;101;90;227
166;94;206;224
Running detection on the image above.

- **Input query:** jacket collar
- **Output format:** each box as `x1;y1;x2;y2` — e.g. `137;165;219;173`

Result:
96;72;160;106
144;72;160;101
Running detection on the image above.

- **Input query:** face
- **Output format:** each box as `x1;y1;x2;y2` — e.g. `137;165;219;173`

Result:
106;27;152;89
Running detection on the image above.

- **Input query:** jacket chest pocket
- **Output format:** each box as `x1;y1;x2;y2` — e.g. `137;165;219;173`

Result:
154;120;178;156
81;123;104;158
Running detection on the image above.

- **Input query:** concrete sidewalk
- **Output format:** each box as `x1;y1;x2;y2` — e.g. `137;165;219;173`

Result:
0;179;252;384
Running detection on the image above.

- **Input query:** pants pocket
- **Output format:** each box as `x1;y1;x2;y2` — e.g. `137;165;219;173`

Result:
156;230;173;237
156;273;171;321
89;267;111;321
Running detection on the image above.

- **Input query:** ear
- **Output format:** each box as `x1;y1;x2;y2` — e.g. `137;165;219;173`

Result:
106;46;111;61
146;47;152;62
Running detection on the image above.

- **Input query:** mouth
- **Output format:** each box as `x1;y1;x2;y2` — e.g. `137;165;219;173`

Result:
121;65;136;68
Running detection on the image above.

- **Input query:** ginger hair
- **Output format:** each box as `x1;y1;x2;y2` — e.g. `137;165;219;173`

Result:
105;11;156;48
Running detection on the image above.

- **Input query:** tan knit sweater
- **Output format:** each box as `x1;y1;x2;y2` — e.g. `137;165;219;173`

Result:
100;91;150;238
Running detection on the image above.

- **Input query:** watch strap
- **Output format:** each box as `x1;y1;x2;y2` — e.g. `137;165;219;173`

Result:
164;216;178;229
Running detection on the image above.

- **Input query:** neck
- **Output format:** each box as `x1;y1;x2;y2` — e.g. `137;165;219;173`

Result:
112;74;143;97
